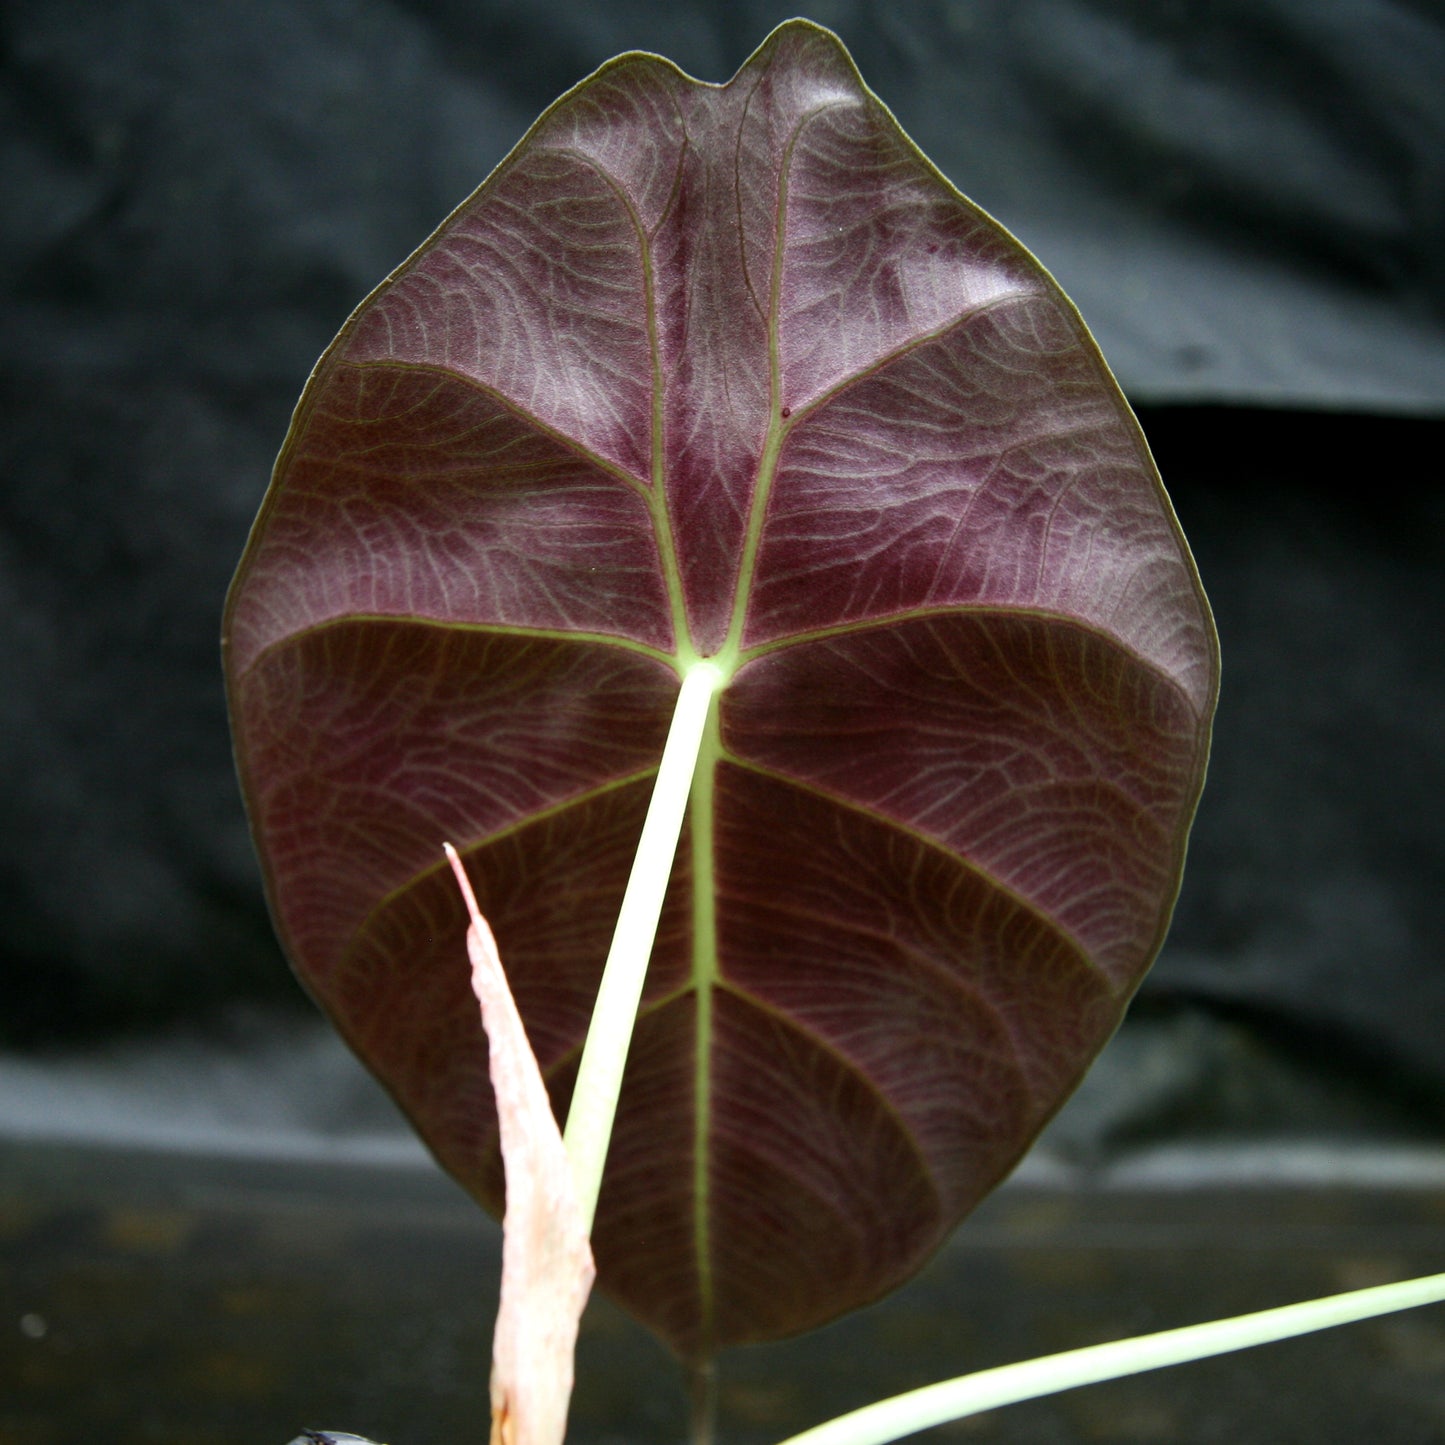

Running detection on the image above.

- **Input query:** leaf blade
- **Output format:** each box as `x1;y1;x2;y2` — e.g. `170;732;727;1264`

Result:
223;18;1218;1361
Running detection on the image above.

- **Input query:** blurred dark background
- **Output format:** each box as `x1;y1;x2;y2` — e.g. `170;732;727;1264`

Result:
3;0;1445;1202
4;3;1444;1441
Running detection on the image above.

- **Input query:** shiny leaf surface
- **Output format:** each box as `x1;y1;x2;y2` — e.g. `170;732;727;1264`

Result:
224;21;1217;1359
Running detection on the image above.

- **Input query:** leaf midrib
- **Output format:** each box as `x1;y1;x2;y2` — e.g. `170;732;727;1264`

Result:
678;79;848;1347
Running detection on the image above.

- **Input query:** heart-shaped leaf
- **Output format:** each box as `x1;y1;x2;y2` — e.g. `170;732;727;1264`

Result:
224;20;1217;1360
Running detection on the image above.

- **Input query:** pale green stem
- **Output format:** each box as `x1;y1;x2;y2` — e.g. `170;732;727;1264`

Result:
562;660;726;1233
774;1271;1445;1445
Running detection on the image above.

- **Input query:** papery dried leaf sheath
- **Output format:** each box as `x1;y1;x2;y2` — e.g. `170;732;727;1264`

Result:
224;21;1217;1358
445;846;593;1445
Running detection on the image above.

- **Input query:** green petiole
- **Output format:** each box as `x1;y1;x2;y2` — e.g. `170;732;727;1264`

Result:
562;659;726;1232
773;1269;1445;1445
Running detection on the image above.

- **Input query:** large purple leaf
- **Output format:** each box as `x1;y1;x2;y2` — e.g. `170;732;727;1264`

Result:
223;21;1217;1359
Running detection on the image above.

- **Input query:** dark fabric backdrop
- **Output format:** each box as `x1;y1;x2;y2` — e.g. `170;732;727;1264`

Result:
2;0;1442;1149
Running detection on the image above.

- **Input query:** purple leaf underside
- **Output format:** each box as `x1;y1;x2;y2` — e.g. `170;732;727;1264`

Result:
224;21;1217;1359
